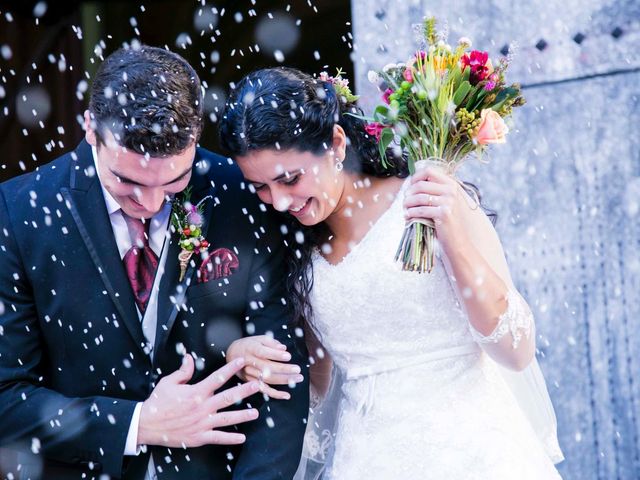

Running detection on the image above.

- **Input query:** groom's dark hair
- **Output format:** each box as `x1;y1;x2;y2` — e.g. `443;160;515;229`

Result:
88;45;204;157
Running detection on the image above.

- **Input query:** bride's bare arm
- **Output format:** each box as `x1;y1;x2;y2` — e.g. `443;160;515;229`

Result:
440;201;536;370
404;167;535;371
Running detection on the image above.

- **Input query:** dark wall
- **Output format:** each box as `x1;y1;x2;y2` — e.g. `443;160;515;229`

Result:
0;0;354;182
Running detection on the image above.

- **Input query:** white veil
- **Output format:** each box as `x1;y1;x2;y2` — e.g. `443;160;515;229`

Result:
293;365;344;480
495;357;564;463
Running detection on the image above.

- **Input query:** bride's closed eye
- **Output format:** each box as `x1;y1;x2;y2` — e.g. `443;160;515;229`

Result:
249;173;301;192
282;175;300;186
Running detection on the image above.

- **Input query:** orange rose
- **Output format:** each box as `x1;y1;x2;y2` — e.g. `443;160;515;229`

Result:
475;109;509;145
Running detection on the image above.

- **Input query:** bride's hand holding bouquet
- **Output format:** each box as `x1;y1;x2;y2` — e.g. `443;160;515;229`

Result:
403;165;478;259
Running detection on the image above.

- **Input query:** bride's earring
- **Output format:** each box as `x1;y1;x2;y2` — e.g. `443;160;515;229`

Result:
335;156;344;172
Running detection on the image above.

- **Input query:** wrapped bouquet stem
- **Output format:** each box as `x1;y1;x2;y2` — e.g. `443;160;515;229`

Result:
395;158;454;273
365;17;525;272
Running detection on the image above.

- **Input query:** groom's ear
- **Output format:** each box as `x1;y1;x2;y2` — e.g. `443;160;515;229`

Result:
84;110;98;147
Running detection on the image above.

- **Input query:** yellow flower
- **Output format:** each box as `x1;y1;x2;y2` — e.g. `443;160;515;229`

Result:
433;55;449;76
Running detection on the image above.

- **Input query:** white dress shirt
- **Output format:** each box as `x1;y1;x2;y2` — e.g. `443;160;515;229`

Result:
92;146;172;479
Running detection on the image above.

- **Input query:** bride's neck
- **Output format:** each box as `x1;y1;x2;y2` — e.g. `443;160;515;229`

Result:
325;173;400;240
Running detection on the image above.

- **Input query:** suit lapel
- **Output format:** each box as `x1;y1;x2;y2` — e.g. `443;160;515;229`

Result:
61;141;148;355
154;165;218;358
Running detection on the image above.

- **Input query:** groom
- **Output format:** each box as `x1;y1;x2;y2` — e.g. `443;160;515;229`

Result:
0;46;309;479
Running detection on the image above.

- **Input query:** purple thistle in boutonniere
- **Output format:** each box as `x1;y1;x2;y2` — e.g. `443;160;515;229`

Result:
171;187;212;281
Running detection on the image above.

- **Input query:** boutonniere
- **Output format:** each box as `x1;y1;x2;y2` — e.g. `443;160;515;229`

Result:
171;187;212;281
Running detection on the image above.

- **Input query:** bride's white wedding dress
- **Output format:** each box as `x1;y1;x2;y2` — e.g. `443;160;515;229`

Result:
302;182;562;479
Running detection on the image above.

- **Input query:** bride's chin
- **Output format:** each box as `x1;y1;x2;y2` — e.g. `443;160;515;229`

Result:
297;216;320;226
297;209;323;226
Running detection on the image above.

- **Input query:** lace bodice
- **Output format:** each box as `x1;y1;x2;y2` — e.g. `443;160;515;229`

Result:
310;184;477;379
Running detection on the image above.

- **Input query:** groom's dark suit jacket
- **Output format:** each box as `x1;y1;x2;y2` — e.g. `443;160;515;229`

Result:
0;141;309;479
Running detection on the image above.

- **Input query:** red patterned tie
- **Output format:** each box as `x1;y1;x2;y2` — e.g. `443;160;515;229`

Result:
122;213;159;314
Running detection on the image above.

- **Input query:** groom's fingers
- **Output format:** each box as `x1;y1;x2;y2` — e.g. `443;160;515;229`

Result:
197;358;246;394
208;408;259;430
243;366;263;381
258;383;292;400
209;381;260;411
164;354;195;385
199;430;247;446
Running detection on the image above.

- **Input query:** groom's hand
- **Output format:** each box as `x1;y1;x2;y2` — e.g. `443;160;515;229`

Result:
137;355;260;447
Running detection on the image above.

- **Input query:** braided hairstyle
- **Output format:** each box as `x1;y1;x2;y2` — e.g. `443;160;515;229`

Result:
219;67;408;326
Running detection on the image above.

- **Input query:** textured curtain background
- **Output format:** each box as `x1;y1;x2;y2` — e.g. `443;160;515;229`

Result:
351;1;639;478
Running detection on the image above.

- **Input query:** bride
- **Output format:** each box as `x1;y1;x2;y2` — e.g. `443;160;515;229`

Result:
218;67;563;479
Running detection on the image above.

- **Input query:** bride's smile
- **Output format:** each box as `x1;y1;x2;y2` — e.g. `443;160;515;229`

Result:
237;140;347;226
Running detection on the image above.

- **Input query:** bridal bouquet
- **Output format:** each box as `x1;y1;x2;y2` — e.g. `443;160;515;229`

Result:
366;17;525;273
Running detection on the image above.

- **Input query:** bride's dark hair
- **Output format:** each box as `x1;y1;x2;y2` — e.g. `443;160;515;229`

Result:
219;67;408;326
218;67;493;326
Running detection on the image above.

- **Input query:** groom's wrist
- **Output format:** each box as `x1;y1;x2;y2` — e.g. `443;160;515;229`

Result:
124;402;144;455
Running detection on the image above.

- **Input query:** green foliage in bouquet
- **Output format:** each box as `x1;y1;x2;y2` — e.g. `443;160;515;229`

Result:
367;16;526;174
364;17;526;272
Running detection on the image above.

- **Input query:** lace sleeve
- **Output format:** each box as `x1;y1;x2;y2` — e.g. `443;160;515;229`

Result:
470;289;534;349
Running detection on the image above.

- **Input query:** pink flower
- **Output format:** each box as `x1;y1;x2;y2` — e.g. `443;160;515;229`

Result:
484;73;499;91
187;211;203;225
406;51;427;67
474;109;509;145
382;88;393;104
402;51;427;83
461;50;492;85
364;122;386;141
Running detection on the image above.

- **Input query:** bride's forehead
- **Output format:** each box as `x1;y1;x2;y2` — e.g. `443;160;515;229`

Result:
245;148;318;171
